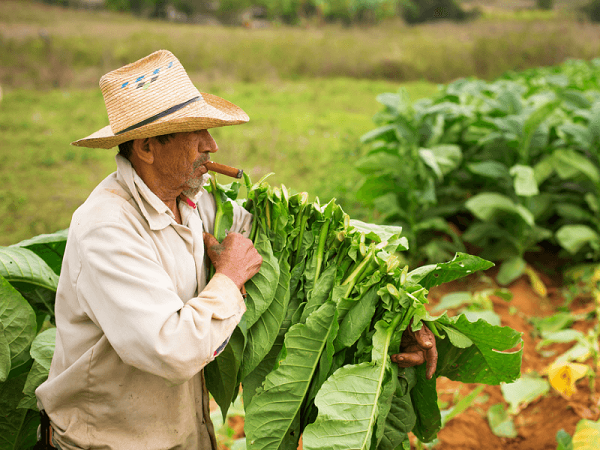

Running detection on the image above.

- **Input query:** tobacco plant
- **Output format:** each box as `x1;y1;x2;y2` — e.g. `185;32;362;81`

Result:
357;58;600;283
0;230;65;449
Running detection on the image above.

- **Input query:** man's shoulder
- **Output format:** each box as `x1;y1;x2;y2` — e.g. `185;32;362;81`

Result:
71;173;138;234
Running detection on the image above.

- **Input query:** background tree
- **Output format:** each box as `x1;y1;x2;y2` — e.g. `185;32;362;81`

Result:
398;0;473;24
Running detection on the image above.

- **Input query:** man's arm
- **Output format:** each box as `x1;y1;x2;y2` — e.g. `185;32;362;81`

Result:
75;222;260;385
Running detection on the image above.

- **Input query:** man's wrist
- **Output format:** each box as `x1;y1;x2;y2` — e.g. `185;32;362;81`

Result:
215;270;244;290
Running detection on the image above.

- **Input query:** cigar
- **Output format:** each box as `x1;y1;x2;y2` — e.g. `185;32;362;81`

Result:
205;161;243;179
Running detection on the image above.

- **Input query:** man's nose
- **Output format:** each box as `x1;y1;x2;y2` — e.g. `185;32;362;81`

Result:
199;129;218;153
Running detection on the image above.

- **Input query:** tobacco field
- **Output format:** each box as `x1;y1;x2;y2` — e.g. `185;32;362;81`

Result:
2;58;600;449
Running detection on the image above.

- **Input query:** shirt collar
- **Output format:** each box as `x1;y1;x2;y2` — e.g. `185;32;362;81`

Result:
115;155;210;230
114;155;172;231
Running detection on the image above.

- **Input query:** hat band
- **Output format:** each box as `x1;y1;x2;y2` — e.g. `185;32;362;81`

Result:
115;96;201;136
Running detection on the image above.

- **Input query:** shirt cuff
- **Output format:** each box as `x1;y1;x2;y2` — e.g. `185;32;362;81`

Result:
199;273;246;320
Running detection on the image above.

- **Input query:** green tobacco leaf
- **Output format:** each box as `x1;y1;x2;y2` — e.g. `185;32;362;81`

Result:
18;361;45;411
559;122;593;149
462;310;501;327
303;320;397;450
302;362;395;450
240;262;291;380
407;253;494;290
429;145;462;176
556;429;573;450
29;327;55;372
552;149;600;184
510;165;539;197
356;153;403;175
17;327;55;411
497;256;526;286
572;419;600;450
243;231;280;329
437;323;473;348
501;375;550;415
377;368;417;450
244;301;337;450
348;220;404;246
301;265;336;323
205;328;244;420
487;403;518;438
355;175;397;204
434;314;523;385
520;101;556;159
334;286;379;352
410;363;441;442
431;291;472;313
12;229;69;275
0;373;40;450
360;124;396;143
0;323;9;382
440;384;485;426
0;276;37;380
0;247;59;293
465;193;534;226
419;148;443;179
20;287;55;319
467;161;511;180
242;334;283;411
556;225;600;255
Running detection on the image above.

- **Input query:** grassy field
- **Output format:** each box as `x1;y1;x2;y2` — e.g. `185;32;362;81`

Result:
2;0;600;245
0;79;438;245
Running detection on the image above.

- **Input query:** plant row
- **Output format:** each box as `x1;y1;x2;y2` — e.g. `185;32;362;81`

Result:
356;57;600;284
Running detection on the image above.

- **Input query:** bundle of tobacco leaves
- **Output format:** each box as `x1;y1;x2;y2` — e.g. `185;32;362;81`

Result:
205;174;522;450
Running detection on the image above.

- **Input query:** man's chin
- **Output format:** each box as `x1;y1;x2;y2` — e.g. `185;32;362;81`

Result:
182;173;211;198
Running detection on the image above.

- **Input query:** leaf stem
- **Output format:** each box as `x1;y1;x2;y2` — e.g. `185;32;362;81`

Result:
341;246;375;297
313;219;331;284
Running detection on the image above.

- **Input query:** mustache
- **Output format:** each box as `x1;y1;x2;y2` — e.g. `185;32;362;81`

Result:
193;157;209;170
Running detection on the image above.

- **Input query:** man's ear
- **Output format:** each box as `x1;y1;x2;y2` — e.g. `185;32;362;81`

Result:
132;138;154;165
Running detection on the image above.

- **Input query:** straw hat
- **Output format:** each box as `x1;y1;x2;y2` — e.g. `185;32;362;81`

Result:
72;50;249;149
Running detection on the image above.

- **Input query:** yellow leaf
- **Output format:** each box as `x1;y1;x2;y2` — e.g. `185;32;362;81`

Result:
547;362;589;398
525;265;547;298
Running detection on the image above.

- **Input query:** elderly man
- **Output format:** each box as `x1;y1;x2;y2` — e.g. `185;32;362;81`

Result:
35;50;436;450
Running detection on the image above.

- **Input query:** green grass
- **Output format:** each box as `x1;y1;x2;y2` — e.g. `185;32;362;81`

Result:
0;78;438;246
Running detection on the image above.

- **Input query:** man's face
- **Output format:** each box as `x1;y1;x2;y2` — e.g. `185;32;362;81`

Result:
152;130;217;195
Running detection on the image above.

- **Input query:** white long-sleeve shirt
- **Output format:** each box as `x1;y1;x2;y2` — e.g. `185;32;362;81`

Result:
36;155;252;450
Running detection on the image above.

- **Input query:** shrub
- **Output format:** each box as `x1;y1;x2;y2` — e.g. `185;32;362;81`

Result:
399;0;471;24
582;0;600;22
536;0;553;10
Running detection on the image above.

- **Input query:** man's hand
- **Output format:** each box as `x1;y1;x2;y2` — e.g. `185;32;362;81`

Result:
203;232;262;290
390;323;438;380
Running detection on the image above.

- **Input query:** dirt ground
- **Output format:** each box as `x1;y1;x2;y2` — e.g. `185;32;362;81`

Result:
424;265;600;450
214;262;600;450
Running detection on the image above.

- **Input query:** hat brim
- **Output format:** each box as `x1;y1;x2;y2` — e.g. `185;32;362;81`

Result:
71;93;249;149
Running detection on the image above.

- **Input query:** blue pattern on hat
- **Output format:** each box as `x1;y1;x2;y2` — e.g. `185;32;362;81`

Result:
121;61;174;90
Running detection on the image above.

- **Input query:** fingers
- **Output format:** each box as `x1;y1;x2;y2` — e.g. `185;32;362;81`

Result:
413;324;435;349
203;232;219;249
396;324;438;379
425;341;438;380
391;351;425;367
